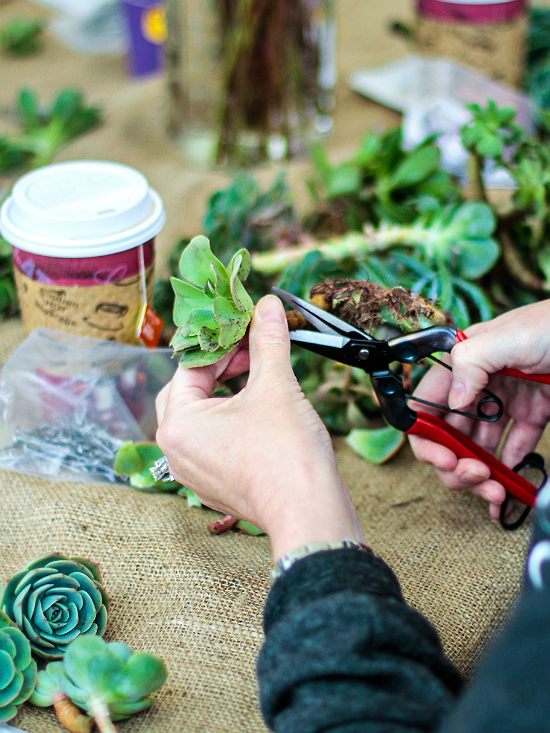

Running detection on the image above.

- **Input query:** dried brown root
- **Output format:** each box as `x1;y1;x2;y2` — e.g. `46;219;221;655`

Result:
310;280;450;333
207;515;239;534
285;310;308;330
53;695;93;733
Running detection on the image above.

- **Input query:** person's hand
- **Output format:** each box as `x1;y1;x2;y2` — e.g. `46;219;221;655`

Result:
156;295;364;560
408;300;550;517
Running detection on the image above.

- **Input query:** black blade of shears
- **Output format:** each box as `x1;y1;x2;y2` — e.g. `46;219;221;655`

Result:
272;287;372;340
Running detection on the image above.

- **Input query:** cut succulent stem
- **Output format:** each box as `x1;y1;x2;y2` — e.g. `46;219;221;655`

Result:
499;228;548;293
53;695;93;733
208;515;239;534
89;698;118;733
468;152;488;203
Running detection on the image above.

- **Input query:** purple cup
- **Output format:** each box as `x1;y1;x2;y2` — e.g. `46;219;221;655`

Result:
121;0;166;77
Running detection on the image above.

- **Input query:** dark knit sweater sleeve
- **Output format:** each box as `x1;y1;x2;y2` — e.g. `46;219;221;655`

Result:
257;548;463;733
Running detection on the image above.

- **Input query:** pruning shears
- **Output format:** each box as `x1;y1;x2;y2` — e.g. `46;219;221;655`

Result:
273;287;550;530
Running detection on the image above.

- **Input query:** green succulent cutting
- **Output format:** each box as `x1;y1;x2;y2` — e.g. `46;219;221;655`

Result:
30;635;167;733
0;554;109;661
113;441;201;507
170;235;254;368
0;610;37;723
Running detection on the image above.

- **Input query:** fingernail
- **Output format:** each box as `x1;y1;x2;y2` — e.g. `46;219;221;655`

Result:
448;381;466;410
459;468;490;485
257;296;285;324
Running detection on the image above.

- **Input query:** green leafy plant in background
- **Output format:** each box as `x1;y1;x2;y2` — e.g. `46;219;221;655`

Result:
460;101;550;301
30;636;167;733
170;235;254;367
0;17;45;56
0;610;37;724
526;7;550;113
0;88;102;174
0;554;109;661
306;129;460;232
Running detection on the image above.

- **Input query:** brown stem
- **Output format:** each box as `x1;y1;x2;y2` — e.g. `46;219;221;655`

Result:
468;152;488;203
499;228;548;293
208;514;239;534
89;698;117;733
53;695;93;733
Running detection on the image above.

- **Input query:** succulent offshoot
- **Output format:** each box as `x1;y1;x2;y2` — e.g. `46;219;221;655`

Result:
30;636;167;733
0;610;37;723
0;554;109;661
170;235;254;368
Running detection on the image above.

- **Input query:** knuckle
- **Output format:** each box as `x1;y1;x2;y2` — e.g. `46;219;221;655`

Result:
254;326;289;347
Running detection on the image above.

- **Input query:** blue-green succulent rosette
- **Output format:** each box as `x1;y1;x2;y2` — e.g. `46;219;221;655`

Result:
0;554;110;661
0;610;37;723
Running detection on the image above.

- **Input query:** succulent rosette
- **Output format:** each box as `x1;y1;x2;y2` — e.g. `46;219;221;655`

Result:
0;610;37;723
0;554;110;661
170;235;254;368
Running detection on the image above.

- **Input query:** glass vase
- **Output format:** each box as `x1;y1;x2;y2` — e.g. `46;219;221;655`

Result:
165;0;336;167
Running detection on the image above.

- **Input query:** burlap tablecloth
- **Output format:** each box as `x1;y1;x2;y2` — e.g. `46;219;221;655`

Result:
0;1;540;729
0;317;535;732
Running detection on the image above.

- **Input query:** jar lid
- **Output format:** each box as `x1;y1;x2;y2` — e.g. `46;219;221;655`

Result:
0;160;165;258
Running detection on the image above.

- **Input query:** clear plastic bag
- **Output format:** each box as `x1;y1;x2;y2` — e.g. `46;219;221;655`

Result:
0;329;178;484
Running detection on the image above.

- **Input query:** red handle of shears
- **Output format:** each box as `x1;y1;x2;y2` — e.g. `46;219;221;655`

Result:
406;412;537;507
455;329;550;385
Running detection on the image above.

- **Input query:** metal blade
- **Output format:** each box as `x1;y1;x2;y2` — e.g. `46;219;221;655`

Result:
272;287;372;339
289;331;349;349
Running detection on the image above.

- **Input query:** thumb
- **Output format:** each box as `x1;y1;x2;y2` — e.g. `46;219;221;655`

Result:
448;335;495;410
247;295;293;388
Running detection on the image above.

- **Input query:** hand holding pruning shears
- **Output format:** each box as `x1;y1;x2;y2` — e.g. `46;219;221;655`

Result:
409;300;550;521
275;289;550;529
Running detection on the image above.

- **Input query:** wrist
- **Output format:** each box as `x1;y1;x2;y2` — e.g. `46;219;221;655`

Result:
264;475;364;562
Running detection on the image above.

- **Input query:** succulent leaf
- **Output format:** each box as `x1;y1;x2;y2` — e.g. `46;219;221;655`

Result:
1;556;109;660
198;326;220;352
178;234;224;287
106;642;132;664
114;652;167;702
113;444;143;477
346;425;406;464
171;236;254;368
0;611;37;721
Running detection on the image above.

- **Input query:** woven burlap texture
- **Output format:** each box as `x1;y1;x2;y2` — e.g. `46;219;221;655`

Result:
0;317;534;733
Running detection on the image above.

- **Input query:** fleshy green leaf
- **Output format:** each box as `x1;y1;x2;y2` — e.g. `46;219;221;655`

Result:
346;425;405;464
115;652;167;702
113;444;144;477
178;235;224;287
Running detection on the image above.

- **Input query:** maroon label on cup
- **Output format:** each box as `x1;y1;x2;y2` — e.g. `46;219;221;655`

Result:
12;240;154;287
417;0;524;24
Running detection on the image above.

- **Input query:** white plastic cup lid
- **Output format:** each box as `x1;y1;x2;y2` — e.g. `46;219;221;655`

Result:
0;160;165;258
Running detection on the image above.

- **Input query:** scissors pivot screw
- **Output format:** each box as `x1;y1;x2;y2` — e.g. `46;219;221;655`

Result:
358;348;371;361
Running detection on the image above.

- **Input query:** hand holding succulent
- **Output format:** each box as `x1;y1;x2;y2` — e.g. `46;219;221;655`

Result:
170;235;254;367
0;610;37;723
31;636;167;733
0;554;109;660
